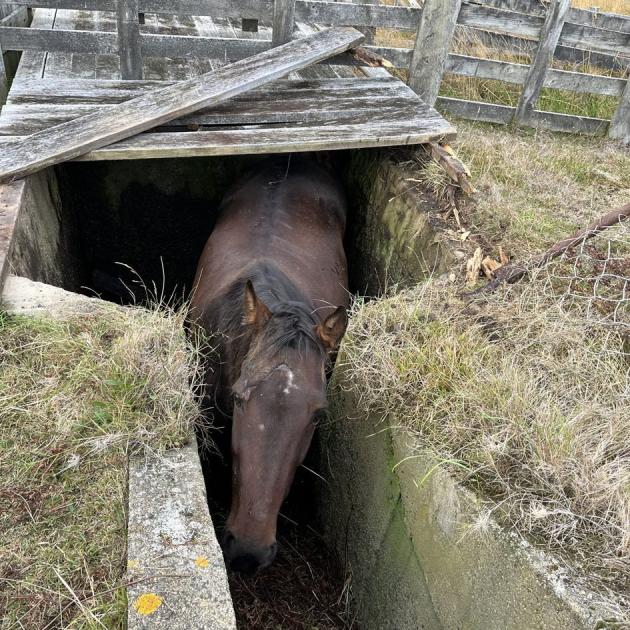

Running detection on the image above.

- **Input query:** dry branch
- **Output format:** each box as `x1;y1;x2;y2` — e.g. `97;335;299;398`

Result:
429;142;476;195
464;202;630;296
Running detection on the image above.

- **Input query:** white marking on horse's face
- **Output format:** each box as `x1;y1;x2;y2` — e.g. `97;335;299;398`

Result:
282;368;298;395
258;423;265;431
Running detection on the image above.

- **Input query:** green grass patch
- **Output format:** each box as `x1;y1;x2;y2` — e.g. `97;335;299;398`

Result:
0;305;203;629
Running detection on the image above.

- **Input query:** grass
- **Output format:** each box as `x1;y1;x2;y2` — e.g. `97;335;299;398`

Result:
0;304;204;629
423;118;630;259
338;254;630;621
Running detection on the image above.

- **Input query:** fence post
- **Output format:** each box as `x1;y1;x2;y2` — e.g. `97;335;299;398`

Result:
515;0;570;124
0;41;8;108
407;0;462;107
608;78;630;144
272;0;296;46
117;0;142;80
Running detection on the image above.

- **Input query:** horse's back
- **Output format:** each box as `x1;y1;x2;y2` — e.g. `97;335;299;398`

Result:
192;158;349;320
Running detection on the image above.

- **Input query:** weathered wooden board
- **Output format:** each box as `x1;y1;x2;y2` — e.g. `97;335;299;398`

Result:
7;112;454;161
3;0;422;29
444;54;625;97
609;78;630;143
458;2;630;57
472;0;630;35
273;0;296;46
117;0;142;79
0;178;26;288
408;0;462;106
437;96;609;135
515;0;571;123
0;26;365;183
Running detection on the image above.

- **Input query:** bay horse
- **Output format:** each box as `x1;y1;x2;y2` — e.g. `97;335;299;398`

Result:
190;156;349;573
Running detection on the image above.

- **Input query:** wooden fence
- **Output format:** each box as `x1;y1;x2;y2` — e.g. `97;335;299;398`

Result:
0;0;628;142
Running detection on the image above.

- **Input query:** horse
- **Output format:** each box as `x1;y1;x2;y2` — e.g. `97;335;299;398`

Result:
190;156;349;573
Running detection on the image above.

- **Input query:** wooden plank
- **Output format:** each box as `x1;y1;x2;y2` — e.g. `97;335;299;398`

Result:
455;27;630;72
445;53;625;97
6;76;400;105
0;178;26;290
0;98;421;134
472;0;630;35
458;2;630;58
117;0;142;80
437;96;515;124
18;114;456;161
273;0;296;46
0;37;7;107
515;0;571;124
609;78;630;143
408;0;462;106
0;26;118;54
436;96;608;135
3;0;421;29
0;27;364;183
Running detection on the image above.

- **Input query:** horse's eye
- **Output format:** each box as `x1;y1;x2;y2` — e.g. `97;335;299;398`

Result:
232;392;244;409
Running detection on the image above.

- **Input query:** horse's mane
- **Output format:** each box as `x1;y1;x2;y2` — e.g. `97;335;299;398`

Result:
217;263;326;385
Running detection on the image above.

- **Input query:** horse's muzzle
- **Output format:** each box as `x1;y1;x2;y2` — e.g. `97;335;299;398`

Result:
222;530;277;574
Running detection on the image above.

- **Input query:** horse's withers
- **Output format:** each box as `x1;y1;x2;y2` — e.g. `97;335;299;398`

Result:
191;158;349;572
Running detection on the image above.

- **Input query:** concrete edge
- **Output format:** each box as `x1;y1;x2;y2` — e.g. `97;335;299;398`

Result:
127;438;236;630
1;274;122;317
389;429;626;629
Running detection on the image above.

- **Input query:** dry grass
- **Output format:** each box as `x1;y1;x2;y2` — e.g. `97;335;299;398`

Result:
572;0;630;14
435;118;630;258
338;239;630;619
0;304;204;629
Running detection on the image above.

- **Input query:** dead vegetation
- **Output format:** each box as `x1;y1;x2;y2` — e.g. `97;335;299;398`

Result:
0;304;204;629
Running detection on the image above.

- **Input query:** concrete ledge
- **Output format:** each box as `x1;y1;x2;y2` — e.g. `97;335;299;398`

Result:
1;274;117;317
318;364;623;630
127;440;236;630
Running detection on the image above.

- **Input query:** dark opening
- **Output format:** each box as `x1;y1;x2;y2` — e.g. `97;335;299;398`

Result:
56;151;370;628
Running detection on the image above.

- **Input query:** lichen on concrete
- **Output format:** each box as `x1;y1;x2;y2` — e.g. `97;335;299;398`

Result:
127;440;236;630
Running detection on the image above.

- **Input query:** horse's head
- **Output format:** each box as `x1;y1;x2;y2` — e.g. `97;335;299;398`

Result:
223;280;347;573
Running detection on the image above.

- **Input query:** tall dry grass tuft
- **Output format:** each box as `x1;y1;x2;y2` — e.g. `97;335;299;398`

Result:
338;227;629;618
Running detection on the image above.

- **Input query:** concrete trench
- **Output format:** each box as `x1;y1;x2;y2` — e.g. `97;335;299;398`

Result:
2;150;618;629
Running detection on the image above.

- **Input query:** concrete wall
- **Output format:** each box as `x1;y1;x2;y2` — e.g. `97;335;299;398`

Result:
318;374;614;629
343;150;454;295
317;156;620;630
9;168;81;290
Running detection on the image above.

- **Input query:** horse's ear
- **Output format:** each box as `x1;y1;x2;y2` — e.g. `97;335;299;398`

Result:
316;306;348;352
243;280;271;327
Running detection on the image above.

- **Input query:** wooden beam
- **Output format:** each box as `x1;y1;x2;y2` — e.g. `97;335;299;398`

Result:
515;0;571;124
0;27;364;183
408;0;462;106
0;39;7;108
273;0;296;46
609;78;630;144
437;96;608;135
445;53;625;97
116;0;142;80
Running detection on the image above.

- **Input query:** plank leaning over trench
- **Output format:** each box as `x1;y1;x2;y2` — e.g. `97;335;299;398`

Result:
0;26;364;184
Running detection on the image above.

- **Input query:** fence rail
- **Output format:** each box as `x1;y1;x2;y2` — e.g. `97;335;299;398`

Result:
0;0;628;142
